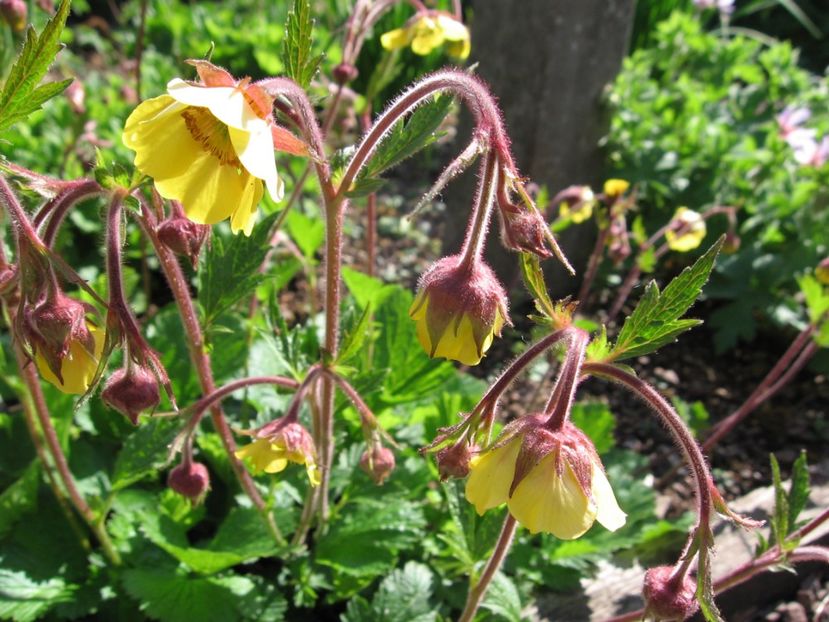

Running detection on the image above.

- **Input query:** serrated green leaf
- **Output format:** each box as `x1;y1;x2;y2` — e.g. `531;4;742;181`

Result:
342;562;436;622
122;569;246;622
0;569;75;622
337;303;372;365
0;462;39;538
111;418;180;490
786;450;810;532
480;572;522;622
353;94;453;192
585;324;611;362
281;0;322;88
769;454;788;547
198;212;279;326
799;274;829;324
342;267;397;309
285;209;324;261
610;238;723;361
0;0;72;134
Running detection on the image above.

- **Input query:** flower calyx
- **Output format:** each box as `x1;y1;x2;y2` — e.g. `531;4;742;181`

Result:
235;417;321;486
102;364;160;425
168;460;211;505
410;254;510;366
642;565;699;621
157;201;211;268
465;417;626;539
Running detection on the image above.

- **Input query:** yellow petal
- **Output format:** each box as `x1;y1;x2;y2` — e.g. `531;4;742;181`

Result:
508;455;597;539
433;314;482;366
436;15;469;43
591;462;626;532
228;124;283;202
123;95;196;181
305;461;322;487
35;324;105;395
229;174;265;236
410;18;444;56
465;437;521;515
445;37;471;60
167;79;260;131
380;26;412;51
665;207;706;252
603;179;630;197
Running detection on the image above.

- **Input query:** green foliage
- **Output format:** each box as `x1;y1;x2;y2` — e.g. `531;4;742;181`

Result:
609;239;722;361
607;12;829;350
767;451;810;551
349;94;454;197
0;569;76;622
0;0;72;134
281;0;323;89
343;562;437;622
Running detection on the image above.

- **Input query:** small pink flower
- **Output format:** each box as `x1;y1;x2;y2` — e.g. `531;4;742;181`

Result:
789;130;829;167
777;105;811;138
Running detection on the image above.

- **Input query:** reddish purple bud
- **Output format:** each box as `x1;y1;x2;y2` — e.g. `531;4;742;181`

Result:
435;441;475;480
359;445;395;485
0;263;16;295
815;257;829;285
157;206;210;269
1;0;27;31
168;461;211;504
25;293;92;367
101;365;160;425
607;215;631;265
643;566;699;621
498;204;552;259
333;62;359;85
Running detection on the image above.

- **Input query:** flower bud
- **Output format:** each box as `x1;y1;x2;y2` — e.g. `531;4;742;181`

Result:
816;257;829;285
0;263;16;296
410;254;510;366
603;178;630;201
435;441;474;480
607;215;631;265
26;292;87;355
332;62;359;85
157;205;210;269
168;461;211;504
359;445;395;485
101;365;160;425
1;0;27;32
722;230;741;254
498;204;552;258
642;566;699;621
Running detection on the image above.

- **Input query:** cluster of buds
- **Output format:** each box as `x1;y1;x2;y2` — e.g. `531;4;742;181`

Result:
235;416;321;486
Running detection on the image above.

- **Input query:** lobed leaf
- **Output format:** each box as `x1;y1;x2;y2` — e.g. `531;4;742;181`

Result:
281;0;322;89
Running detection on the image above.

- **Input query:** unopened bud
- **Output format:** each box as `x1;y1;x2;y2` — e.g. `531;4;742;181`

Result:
498;204;552;259
158;208;210;269
0;263;16;296
1;0;27;31
436;441;474;480
333;62;359;85
26;293;89;358
642;566;699;621
816;257;829;285
167;461;210;504
607;216;631;265
360;445;395;485
101;365;160;425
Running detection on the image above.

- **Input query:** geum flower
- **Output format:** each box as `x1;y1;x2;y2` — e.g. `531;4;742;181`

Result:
410;254;510;366
664;207;706;252
123;61;306;235
381;12;471;60
235;417;321;486
465;416;626;539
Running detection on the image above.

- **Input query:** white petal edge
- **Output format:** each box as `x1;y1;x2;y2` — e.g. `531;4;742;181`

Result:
592;462;627;532
436;15;469;41
167;79;259;131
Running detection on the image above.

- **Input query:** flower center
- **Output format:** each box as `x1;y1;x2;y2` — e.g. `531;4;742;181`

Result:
181;107;241;167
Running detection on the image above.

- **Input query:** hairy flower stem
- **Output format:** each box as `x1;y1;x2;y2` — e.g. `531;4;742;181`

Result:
459;150;498;269
583;362;715;587
457;515;517;622
137;205;283;544
544;328;588;430
13;343;122;564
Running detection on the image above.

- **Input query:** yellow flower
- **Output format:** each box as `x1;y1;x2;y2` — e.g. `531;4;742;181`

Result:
603;179;630;199
35;323;105;395
665;207;706;252
558;193;595;224
410;255;510;366
381;13;471;60
465;420;626;539
123;69;284;236
235;421;320;486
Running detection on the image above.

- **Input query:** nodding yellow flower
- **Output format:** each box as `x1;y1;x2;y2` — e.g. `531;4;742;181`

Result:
465;419;626;540
665;207;706;252
558;189;595;224
381;13;471;60
409;255;510;366
603;179;630;199
122;62;285;236
35;323;105;395
235;420;321;486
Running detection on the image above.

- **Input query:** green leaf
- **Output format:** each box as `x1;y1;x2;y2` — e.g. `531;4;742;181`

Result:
337;303;372;365
786;450;810;532
0;0;72;134
0;569;75;622
352;94;453;194
122;569;254;622
280;0;322;89
198;212;279;326
585;325;611;362
519;252;555;322
342;562;437;622
285;210;325;261
798;274;829;325
480;572;522;622
610;238;723;361
111;418;180;490
0;462;40;538
342;268;397;309
769;453;789;547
